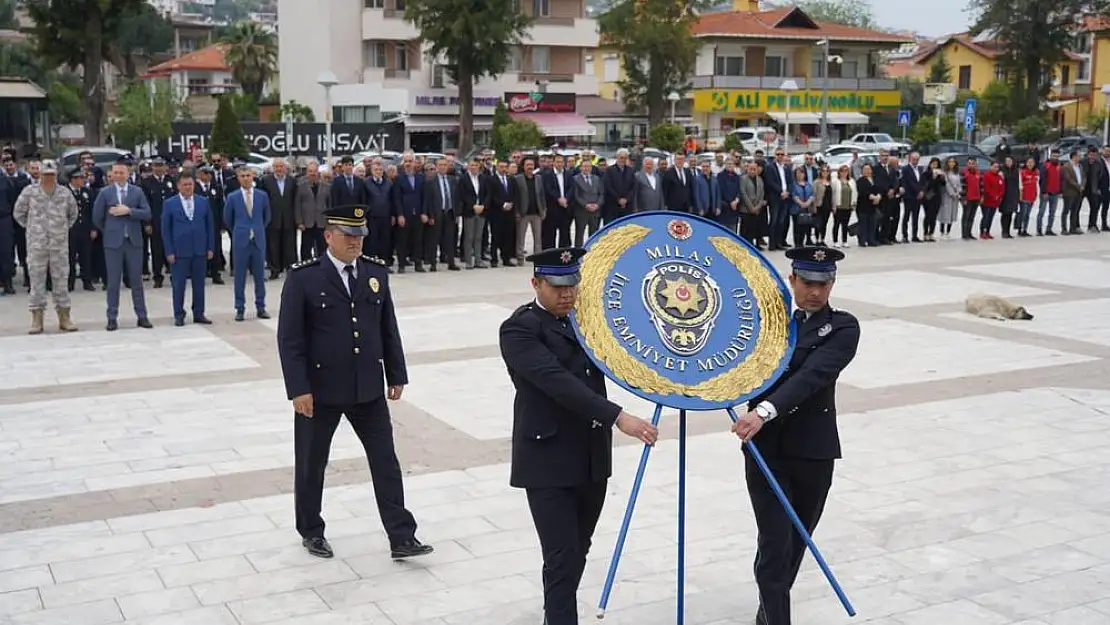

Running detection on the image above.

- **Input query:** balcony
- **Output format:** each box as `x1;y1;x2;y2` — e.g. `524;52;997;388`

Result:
385;69;411;79
1055;83;1092;98
690;76;896;90
525;17;598;48
520;72;575;83
362;7;419;40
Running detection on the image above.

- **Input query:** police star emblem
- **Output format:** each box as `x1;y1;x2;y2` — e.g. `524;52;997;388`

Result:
560;250;573;264
818;323;832;337
368;277;380;293
813;249;827;262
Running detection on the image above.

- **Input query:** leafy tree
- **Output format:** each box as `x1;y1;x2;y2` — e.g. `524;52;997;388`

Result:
110;3;175;80
650;123;685;153
722;132;743;153
1013;115;1049;144
48;80;83;125
978;80;1016;127
405;0;531;155
225;92;260;121
908;114;956;146
792;0;876;27
496;119;546;152
971;0;1110;116
268;100;315;122
491;101;514;160
108;80;182;152
928;49;953;84
25;0;149;145
209;95;249;158
220;21;278;102
600;0;704;125
0;0;17;28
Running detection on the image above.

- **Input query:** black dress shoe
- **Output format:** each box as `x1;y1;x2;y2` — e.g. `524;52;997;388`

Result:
212;275;225;285
106;319;118;332
193;316;213;325
754;605;768;625
257;309;271;320
447;264;461;271
414;264;426;273
302;537;334;559
391;538;434;559
83;282;96;292
235;311;245;322
174;318;185;327
137;317;153;329
153;278;164;289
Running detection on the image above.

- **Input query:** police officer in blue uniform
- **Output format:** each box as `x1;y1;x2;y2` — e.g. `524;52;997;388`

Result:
730;246;861;625
66;168;98;292
499;246;659;625
277;204;433;561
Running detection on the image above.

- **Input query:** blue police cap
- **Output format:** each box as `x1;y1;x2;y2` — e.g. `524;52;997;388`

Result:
785;246;844;283
526;246;586;287
324;204;369;236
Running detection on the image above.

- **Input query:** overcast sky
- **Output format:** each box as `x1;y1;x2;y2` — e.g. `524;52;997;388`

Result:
870;0;977;37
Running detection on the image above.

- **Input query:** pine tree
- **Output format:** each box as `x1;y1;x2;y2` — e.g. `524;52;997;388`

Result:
209;95;249;159
928;49;953;84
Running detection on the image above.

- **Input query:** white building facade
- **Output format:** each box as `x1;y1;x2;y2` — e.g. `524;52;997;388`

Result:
277;0;600;152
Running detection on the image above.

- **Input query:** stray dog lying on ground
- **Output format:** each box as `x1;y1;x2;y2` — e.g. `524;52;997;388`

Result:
965;293;1035;321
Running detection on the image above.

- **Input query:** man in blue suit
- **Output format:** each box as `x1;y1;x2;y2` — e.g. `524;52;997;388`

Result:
92;160;153;331
161;171;215;326
223;166;271;321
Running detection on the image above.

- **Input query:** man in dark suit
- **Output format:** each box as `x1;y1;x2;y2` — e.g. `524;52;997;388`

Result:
604;149;636;223
364;161;393;264
196;166;226;284
542;154;574;249
458;158;491;269
261;159;298;279
499;246;658;625
571;159;603;247
661;153;695;212
900;153;925;243
140;156;176;287
731;246;861;625
65;169;97;292
223;166;271;321
330;156;366;208
160;171;214;326
391;158;424;273
763;150;792;251
277;204;434;562
872;150;900;244
421;158;460;272
487;160;517;267
92;161;153;331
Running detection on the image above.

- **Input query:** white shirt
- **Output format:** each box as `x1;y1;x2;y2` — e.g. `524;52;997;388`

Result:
276;176;286;195
181;194;195;220
646;172;657;190
327;249;357;295
469;174;480;195
554;169;565;197
777;164;787;190
116;184;127;204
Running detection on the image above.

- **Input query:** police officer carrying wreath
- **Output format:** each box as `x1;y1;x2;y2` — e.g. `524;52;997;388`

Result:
729;246;861;625
277;204;433;561
499;246;660;625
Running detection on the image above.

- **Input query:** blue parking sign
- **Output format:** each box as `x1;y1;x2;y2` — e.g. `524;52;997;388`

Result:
897;110;912;127
964;98;977;131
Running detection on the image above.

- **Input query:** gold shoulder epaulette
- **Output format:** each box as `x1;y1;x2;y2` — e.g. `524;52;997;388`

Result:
291;256;322;271
361;254;387;266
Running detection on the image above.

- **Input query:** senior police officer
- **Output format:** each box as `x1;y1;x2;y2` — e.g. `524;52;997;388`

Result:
499;246;659;625
730;246;861;625
277;204;433;561
13;160;79;334
66;168;97;292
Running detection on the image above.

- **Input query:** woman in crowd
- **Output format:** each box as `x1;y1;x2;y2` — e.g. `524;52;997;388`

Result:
812;164;832;246
829;164;857;248
789;166;814;249
981;160;1005;240
999;154;1019;238
1017;156;1039;237
939;157;961;239
922;157;945;242
855;163;882;247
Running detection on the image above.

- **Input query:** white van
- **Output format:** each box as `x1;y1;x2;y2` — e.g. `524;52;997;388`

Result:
727;126;779;153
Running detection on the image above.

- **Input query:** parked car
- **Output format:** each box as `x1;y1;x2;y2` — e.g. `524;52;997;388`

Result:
923;142;988;159
727;126;779;154
977;134;1013;157
930;151;988;170
60;146;133;172
1047;134;1102;156
823;152;881;172
838;133;911;156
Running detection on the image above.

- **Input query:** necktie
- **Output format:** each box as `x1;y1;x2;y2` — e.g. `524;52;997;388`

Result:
117;185;125;205
585;174;590;187
441;176;450;209
348;176;354;191
793;309;807;324
245;190;253;216
343;264;355;296
185;198;193;220
501;175;507;190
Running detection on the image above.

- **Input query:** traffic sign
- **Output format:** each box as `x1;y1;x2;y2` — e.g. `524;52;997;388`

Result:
897;110;912;127
956;107;966;123
964;98;977;131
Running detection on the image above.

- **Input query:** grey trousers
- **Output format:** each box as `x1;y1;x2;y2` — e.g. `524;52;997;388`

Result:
462;215;486;266
105;240;148;321
516;214;542;258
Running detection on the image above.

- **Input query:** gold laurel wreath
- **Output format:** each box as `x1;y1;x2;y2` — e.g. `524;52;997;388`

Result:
576;224;790;402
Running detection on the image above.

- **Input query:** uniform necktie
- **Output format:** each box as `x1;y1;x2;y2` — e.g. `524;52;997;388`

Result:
441;176;451;209
343;264;355;296
793;309;807;324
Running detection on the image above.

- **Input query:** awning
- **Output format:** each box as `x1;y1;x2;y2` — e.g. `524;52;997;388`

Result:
0;79;46;100
766;112;869;125
1044;99;1080;110
511;112;597;137
403;116;493;133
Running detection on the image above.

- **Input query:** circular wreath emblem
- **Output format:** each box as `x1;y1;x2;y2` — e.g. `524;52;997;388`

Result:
667;219;693;241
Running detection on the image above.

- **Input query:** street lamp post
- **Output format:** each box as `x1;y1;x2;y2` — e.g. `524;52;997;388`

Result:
316;70;339;166
1101;84;1110;145
816;38;829;149
667;91;680;124
780;79;799;155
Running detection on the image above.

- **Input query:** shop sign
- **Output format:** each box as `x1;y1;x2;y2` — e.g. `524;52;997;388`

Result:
411;94;500;110
157;122;405;157
694;89;902;114
504;92;576;113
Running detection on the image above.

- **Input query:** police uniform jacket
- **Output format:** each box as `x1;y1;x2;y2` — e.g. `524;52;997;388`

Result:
68;185;94;235
277;254;408;407
500;302;622;489
746;305;860;461
141;174;177;222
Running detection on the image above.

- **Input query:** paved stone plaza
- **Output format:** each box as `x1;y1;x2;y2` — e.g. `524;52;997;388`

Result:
1;231;1110;625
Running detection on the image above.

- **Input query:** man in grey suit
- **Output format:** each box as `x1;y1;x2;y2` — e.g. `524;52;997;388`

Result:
513;157;547;256
295;161;329;261
421;158;460;271
633;158;664;212
260;159;297;278
92;161;153;331
572;159;604;246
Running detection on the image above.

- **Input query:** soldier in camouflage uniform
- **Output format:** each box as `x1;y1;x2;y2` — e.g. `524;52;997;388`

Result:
13;160;79;334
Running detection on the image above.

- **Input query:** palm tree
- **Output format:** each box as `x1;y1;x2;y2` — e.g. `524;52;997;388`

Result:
220;21;278;103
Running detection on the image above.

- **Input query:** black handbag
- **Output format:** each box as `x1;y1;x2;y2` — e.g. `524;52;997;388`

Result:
795;212;814;226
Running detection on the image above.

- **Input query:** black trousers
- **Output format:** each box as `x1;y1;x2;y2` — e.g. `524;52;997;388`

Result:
69;228;92;285
209;217;226;276
420;212;457;266
299;227;325;262
13;221;27;283
362;216;393;262
541;205;573;250
267;226;297;272
880;198;900;242
901;198;921;240
294;398;418;543
393;220;422;267
490;208;516;264
146;227;167;279
0;217;12;283
739;211;762;244
745;454;834;625
1064;196;1083;232
527;480;607;625
961;200;980;238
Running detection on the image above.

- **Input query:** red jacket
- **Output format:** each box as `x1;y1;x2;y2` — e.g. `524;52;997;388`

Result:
1042;161;1062;195
962;168;983;201
983;171;1005;209
1019;167;1040;203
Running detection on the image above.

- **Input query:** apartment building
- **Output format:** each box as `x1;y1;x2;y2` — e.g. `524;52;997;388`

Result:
277;0;599;151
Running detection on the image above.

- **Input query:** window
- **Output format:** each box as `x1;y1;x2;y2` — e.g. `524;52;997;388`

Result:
395;0;405;9
335;105;381;123
715;55;744;76
395;44;408;71
584;55;594;76
531;46;550;73
1078;59;1091;82
1076;33;1093;55
603;55;619;81
364;41;387;68
431;64;450;87
1061;65;1071;86
364;0;384;7
187;78;209;94
957;65;971;90
508;46;523;72
993;65;1006;81
532;0;549;17
811;58;824;78
841;60;858;78
764;56;785;77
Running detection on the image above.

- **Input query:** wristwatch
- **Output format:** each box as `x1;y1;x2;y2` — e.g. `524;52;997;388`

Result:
755;405;772;422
